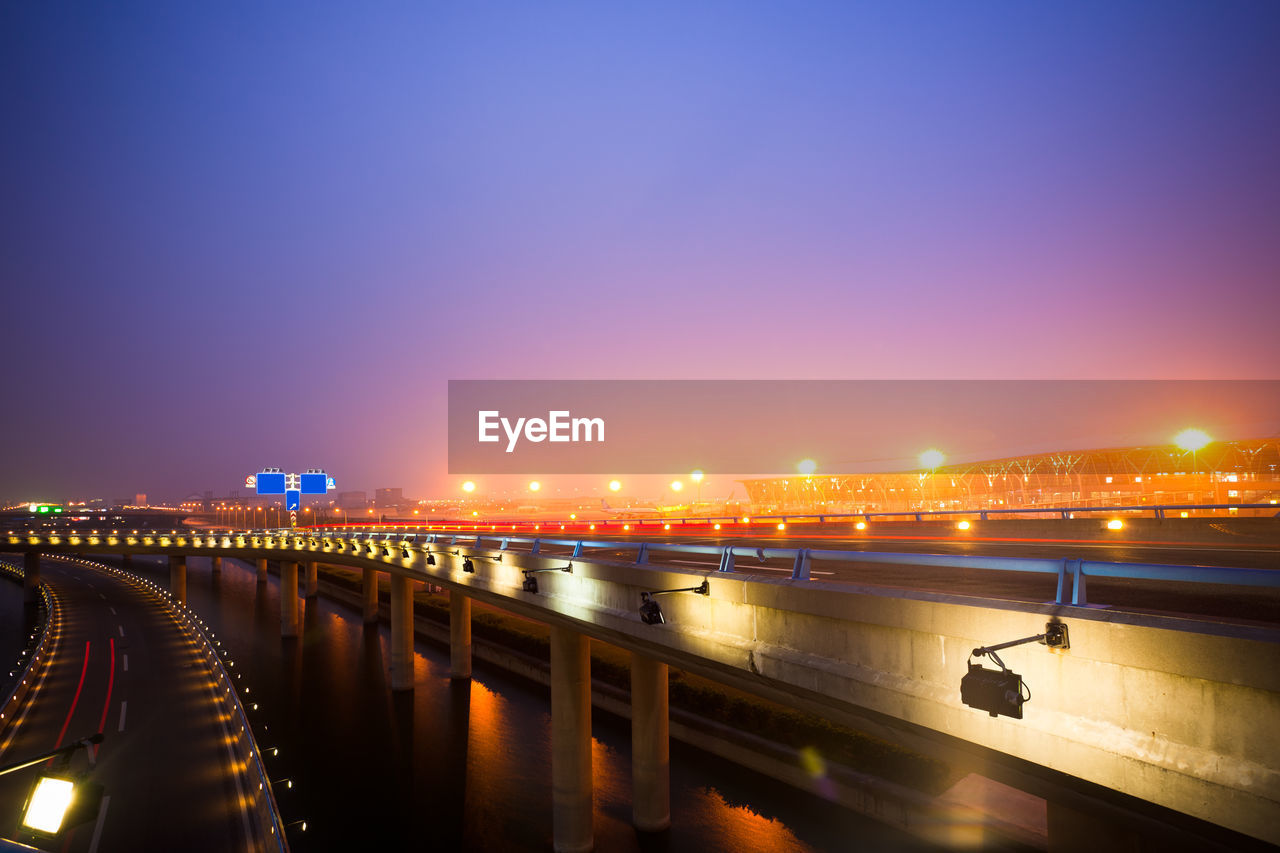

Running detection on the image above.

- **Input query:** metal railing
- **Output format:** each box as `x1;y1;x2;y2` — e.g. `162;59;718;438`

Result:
0;561;54;740
9;523;1279;610
290;528;1280;608
334;501;1280;528
57;557;291;851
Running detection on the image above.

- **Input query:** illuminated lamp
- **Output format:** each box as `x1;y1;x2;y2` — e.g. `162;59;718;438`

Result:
521;563;573;594
961;623;1069;719
638;580;710;625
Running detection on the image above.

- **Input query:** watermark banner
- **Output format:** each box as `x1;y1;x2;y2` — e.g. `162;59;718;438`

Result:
447;379;1280;475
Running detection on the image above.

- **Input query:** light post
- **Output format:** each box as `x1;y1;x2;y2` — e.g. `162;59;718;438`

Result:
919;449;945;512
1174;428;1213;506
691;470;704;506
1;733;104;841
797;459;816;511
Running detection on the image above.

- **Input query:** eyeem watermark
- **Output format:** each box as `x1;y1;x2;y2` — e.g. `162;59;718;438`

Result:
478;410;605;453
450;379;1280;474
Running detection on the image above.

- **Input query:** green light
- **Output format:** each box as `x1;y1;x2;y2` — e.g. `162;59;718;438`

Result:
53;507;63;513
38;506;50;514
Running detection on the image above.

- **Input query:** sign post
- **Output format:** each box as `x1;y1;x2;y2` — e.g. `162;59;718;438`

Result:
245;468;335;528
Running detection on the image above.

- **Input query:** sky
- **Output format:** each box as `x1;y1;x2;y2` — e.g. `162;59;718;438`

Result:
2;1;1278;503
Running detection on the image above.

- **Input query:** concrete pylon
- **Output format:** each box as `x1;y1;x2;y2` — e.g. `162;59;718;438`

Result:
630;653;670;831
211;556;223;577
305;561;318;598
551;625;593;853
256;558;268;584
23;552;41;605
170;555;187;606
450;592;472;679
362;568;379;622
280;562;299;637
390;574;414;691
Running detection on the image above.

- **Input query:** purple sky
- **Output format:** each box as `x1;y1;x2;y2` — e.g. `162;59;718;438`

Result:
2;2;1278;503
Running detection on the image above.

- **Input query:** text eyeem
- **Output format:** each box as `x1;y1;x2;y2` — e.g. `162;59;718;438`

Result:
478;410;605;453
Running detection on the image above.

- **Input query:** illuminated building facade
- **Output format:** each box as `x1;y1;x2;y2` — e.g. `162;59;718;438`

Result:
742;439;1280;515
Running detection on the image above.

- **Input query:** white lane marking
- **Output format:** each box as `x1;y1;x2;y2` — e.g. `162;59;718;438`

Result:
122;654;129;672
109;606;117;615
98;593;106;600
118;700;128;732
117;625;125;637
88;794;111;853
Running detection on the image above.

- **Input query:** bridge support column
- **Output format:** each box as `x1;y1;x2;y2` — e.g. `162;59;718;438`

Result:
630;653;670;832
450;592;471;679
23;552;41;605
551;625;593;853
169;555;187;606
390;574;414;691
121;553;131;571
362;569;378;622
210;556;222;578
1047;801;1140;853
305;561;318;598
256;558;268;584
280;562;299;637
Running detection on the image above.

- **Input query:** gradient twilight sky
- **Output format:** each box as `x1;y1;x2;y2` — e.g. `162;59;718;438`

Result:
2;1;1278;503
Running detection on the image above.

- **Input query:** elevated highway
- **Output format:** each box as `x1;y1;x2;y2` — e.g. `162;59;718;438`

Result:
4;526;1279;851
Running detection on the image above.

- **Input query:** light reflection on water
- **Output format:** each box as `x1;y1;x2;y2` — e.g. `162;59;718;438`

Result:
130;556;933;852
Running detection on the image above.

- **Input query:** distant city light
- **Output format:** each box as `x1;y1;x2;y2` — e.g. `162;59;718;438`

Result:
1174;428;1212;452
608;479;622;492
919;448;946;469
462;481;476;493
528;481;541;492
797;459;817;476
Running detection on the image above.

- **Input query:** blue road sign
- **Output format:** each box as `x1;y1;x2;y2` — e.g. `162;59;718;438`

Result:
300;473;327;494
257;472;287;495
286;489;301;511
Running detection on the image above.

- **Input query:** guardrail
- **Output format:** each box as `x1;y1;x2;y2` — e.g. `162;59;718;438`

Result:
294;528;1280;608
59;557;291;851
8;527;1280;609
0;561;54;740
319;501;1280;529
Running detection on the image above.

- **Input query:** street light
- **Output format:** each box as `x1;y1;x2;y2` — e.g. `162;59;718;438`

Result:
797;459;816;476
1174;428;1212;453
670;481;683;493
919;449;945;470
2;733;104;840
462;481;476;493
1174;428;1214;503
691;470;704;504
529;481;541;492
608;479;622;492
638;580;710;625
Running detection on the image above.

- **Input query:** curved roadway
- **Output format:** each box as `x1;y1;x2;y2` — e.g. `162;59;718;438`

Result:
0;558;259;851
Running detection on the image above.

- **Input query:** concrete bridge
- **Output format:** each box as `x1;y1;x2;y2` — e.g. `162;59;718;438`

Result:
7;528;1279;851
